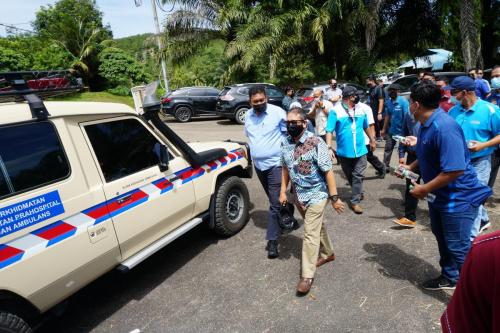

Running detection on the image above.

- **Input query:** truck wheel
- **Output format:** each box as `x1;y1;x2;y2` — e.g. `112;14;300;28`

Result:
213;176;250;236
234;107;249;125
0;312;32;333
174;106;192;122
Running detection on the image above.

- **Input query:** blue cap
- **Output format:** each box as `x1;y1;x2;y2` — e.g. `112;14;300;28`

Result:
447;76;476;91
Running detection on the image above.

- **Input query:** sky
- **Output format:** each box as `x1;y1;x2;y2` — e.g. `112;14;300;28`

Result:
0;0;174;38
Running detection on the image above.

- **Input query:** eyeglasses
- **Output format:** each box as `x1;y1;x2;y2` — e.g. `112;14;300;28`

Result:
286;120;304;125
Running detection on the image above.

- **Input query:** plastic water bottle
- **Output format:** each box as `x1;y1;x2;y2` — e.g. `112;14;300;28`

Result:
393;165;419;182
467;140;477;149
392;135;407;144
409;184;436;203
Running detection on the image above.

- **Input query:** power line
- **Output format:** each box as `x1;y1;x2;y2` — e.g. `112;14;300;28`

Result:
0;23;35;34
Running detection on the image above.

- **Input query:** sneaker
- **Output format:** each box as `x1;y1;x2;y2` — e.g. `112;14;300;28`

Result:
422;276;456;290
393;217;416;228
479;220;491;234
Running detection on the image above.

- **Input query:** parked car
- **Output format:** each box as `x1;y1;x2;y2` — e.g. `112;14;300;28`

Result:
391;71;466;99
216;83;284;124
161;86;220;122
296;82;369;113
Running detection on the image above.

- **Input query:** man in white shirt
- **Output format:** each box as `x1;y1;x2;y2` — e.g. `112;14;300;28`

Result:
326;79;342;106
308;89;333;141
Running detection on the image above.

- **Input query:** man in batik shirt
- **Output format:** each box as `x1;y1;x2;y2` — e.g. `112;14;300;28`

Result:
279;107;345;296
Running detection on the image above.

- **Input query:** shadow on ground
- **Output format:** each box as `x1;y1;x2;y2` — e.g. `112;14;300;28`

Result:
39;225;220;333
363;243;451;304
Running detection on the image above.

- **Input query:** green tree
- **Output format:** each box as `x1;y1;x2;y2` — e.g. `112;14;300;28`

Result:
98;47;152;95
33;0;112;87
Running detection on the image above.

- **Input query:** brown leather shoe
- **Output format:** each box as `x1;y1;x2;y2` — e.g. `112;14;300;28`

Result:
351;204;363;214
393;217;416;228
316;254;335;267
296;278;314;295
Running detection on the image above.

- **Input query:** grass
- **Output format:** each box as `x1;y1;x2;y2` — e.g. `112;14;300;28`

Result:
48;92;135;108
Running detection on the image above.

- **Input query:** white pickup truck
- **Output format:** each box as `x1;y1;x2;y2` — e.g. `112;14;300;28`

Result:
0;83;252;332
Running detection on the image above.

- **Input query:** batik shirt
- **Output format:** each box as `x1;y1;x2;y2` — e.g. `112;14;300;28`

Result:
281;131;333;207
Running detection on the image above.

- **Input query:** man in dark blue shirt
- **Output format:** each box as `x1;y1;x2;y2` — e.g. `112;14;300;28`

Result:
402;83;492;290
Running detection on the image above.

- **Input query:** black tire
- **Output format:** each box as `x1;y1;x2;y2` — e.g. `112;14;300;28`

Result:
213;176;250;236
234;107;249;125
174;106;192;122
0;312;32;333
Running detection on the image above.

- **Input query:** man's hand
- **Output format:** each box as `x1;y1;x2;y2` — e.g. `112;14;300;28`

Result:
279;192;287;205
380;129;386;138
328;148;336;161
331;198;345;213
377;113;383;121
399;157;406;165
468;140;485;152
369;139;376;152
394;164;410;179
404;136;417;147
409;180;428;200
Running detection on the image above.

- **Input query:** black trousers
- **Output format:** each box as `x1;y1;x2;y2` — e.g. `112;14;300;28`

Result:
365;145;384;173
404;153;419;221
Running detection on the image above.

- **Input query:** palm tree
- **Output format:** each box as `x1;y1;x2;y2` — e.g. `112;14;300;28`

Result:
459;0;482;71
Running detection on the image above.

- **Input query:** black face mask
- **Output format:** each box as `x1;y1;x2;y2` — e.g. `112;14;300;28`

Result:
389;91;398;99
287;123;304;138
253;102;267;113
352;95;360;104
331;84;337;89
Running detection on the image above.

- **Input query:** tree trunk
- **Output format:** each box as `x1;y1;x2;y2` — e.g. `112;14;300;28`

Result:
459;0;483;71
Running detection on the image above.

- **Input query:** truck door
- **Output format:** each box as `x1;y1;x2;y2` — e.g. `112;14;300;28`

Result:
81;116;196;260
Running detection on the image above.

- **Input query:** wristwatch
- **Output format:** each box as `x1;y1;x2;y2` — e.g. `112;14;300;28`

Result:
329;194;340;202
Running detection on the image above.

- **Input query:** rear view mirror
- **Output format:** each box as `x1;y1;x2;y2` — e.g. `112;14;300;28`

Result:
159;144;169;171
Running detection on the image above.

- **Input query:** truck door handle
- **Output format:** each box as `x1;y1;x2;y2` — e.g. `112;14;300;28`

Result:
117;194;132;204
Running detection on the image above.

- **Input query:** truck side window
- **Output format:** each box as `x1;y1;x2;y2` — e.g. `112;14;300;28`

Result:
85;118;167;182
0;121;70;198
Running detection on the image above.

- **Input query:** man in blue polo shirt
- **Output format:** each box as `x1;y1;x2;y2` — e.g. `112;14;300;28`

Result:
325;86;376;214
448;76;500;237
244;85;287;259
381;83;409;170
403;83;492;290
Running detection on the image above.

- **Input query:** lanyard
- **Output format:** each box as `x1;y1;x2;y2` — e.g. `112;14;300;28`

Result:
341;103;355;122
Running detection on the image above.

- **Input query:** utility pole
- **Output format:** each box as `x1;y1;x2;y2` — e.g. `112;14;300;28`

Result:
150;0;170;92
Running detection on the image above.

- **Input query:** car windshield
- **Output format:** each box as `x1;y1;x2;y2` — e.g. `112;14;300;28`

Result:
170;89;187;96
219;87;232;96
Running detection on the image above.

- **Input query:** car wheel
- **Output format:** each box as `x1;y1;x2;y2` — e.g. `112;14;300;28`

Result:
213;176;250;236
174;106;192;122
0;312;32;333
234;107;249;125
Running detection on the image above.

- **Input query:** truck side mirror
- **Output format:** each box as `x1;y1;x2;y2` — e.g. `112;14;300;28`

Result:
159;144;170;172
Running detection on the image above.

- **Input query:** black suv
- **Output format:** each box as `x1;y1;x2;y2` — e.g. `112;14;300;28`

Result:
216;83;284;124
161;86;220;122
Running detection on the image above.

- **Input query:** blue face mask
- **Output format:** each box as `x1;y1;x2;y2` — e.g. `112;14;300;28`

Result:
450;96;459;105
492;77;500;90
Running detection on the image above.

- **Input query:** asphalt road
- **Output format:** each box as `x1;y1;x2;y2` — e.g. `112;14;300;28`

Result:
40;116;499;333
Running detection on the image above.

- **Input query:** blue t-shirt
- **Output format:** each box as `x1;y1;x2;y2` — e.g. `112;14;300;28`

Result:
416;109;492;213
244;104;287;171
385;96;409;136
448;99;500;159
325;102;369;158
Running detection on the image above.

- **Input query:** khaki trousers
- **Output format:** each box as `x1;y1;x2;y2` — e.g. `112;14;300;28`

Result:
300;199;334;279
